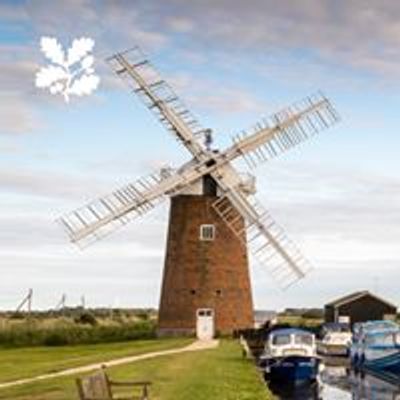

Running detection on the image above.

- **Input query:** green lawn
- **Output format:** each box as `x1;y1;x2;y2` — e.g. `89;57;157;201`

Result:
0;338;191;384
0;340;273;400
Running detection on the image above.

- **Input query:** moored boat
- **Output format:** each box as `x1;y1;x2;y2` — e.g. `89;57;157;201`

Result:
319;322;352;357
350;320;400;373
260;328;320;382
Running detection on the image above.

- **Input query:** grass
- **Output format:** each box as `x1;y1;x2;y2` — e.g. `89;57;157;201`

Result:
0;338;191;384
0;340;273;400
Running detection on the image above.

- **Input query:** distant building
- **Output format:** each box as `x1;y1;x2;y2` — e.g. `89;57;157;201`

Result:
324;291;397;326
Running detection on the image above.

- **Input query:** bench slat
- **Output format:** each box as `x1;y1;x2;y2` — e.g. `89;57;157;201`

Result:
76;368;150;400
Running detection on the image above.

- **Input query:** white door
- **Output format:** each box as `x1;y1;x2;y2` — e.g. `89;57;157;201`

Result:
196;308;215;340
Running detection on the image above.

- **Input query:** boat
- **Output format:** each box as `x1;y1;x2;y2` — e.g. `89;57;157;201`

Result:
260;328;320;382
350;320;400;373
318;322;352;356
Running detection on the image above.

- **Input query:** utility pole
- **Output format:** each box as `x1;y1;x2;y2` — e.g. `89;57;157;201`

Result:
55;293;67;316
16;288;33;317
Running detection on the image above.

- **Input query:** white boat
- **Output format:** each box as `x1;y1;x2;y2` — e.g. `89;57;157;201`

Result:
319;323;352;356
259;328;320;382
350;320;400;373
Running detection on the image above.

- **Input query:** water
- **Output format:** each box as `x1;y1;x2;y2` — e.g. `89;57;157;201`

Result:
266;357;400;400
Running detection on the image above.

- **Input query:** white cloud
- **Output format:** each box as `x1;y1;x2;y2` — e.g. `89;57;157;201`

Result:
168;72;267;115
0;45;42;134
255;162;400;273
0;3;28;21
149;0;400;82
0;55;37;92
0;93;41;134
0;203;167;310
189;87;266;115
4;0;399;139
0;168;108;199
166;16;194;33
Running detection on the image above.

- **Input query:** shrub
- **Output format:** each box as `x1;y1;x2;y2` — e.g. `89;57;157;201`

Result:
74;312;97;326
301;309;324;319
135;311;150;321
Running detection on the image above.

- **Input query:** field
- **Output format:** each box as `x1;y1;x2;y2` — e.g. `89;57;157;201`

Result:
0;340;273;400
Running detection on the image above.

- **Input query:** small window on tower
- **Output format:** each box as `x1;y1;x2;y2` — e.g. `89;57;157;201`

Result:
200;224;215;241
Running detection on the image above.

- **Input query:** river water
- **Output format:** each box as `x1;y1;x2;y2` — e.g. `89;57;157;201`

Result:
266;357;400;400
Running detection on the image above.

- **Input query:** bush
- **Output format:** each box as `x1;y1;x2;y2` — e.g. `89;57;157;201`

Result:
43;331;69;346
135;311;150;321
8;312;25;320
74;312;97;326
301;309;324;319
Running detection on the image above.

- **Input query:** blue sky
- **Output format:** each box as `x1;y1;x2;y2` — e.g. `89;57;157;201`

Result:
1;0;400;311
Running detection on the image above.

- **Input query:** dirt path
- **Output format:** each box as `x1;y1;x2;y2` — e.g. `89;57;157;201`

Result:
0;339;219;390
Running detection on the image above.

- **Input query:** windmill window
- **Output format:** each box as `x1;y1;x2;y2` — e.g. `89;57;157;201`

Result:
216;289;222;297
190;289;196;295
200;224;215;241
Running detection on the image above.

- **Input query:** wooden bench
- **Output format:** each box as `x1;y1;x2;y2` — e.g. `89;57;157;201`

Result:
76;366;151;400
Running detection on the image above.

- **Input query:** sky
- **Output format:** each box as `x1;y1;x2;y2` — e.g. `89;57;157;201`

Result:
0;0;399;311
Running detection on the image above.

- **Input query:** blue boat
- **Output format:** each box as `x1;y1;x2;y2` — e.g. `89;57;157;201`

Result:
350;320;400;373
260;328;320;382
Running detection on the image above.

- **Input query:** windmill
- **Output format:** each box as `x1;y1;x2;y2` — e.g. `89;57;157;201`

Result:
58;46;340;335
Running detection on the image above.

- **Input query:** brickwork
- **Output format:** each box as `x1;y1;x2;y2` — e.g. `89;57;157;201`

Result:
158;194;254;335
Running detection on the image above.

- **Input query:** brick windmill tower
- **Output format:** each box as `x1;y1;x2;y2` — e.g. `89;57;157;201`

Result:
59;46;339;337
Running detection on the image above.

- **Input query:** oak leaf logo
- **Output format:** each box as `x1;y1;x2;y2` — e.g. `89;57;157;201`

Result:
35;36;100;102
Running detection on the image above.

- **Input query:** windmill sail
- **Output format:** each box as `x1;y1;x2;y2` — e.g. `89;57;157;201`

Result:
228;92;339;169
212;190;311;289
59;163;208;246
59;168;179;247
106;47;207;160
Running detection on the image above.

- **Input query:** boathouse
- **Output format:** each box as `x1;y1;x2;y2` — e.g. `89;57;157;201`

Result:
324;291;397;326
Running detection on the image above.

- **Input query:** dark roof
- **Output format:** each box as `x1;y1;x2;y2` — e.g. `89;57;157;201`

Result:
325;291;397;310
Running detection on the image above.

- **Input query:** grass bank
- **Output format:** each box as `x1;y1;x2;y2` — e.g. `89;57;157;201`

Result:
0;340;273;400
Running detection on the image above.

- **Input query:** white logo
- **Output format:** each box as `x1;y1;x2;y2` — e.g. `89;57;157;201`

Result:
35;36;100;103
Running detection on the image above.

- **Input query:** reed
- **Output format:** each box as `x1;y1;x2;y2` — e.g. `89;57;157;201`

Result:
0;317;156;348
